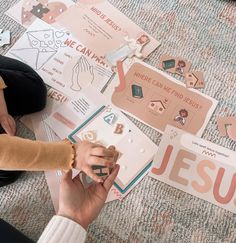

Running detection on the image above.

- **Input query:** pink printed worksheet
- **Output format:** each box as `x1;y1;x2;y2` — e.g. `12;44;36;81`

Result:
54;0;160;62
149;125;236;214
104;59;218;136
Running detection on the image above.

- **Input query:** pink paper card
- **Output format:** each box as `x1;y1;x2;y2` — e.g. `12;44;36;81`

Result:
158;54;191;76
217;116;236;141
6;0;75;28
149;125;236;214
55;0;160;62
107;60;217;136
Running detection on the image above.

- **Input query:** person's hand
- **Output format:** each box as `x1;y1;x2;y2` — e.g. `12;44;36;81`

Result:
73;141;119;183
0;113;16;136
58;164;120;229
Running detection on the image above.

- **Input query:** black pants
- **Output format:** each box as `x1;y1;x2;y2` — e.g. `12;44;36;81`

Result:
0;55;47;186
0;219;34;243
0;55;47;115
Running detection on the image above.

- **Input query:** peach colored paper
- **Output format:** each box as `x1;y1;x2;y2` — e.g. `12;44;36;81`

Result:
217;117;236;141
55;0;160;59
110;60;217;136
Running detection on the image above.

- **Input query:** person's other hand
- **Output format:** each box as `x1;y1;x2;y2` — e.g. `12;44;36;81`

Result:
73;141;119;183
58;164;120;229
0;113;16;136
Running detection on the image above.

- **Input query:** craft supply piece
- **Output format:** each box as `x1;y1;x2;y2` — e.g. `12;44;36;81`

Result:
217;116;236;141
0;29;11;47
185;71;205;89
6;0;75;27
106;59;217;136
149;125;236;214
92;165;110;178
158;55;191;76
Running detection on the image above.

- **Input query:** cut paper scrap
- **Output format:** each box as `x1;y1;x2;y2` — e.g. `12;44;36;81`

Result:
149;125;236;214
158;54;192;76
185;71;205;89
6;0;75;28
217;116;236;141
0;29;11;47
115;60;126;92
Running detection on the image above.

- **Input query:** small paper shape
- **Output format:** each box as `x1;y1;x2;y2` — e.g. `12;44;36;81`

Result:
158;55;191;76
131;84;143;99
162;59;175;70
185;71;205;89
217;116;236;141
0;30;11;47
92;165;110;178
104;113;117;125
114;123;124;134
81;130;97;142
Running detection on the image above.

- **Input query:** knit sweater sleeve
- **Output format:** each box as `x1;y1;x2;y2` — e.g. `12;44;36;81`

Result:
38;216;87;243
0;134;74;171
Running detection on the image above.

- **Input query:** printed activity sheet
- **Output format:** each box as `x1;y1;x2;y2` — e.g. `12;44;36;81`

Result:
6;0;75;28
6;19;69;70
149;125;236;214
6;19;113;97
45;87;157;200
104;59;218;136
38;36;113;97
54;0;160;64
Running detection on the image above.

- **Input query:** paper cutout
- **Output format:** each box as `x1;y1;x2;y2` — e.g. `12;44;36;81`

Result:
185;71;205;89
115;60;126;92
149;125;236;214
217;116;236;141
158;55;191;76
0;29;11;47
104;113;117;125
108;59;218;136
105;34;150;67
6;0;74;27
92;165;110;178
114;123;124;134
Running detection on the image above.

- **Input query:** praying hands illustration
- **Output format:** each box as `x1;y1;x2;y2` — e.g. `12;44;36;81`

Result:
70;56;94;91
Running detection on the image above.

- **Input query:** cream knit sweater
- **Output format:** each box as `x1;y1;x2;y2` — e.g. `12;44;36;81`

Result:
38;216;86;243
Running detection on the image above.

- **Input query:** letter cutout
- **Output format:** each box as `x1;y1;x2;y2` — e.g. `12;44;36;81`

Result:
192;160;216;193
114;123;124;134
213;168;236;204
151;145;173;175
169;149;196;186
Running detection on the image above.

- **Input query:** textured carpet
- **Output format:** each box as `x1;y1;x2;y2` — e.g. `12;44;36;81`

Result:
1;0;236;242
